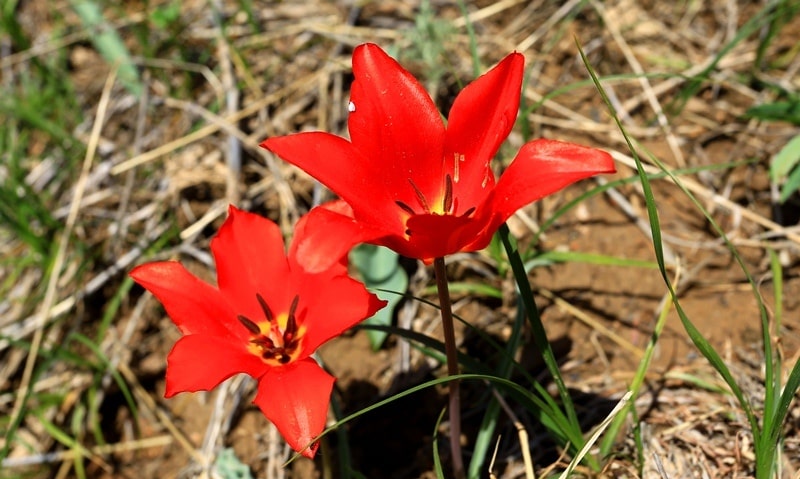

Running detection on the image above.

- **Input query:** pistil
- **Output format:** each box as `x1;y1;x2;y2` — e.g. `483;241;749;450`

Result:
238;294;303;364
442;174;453;213
408;178;430;213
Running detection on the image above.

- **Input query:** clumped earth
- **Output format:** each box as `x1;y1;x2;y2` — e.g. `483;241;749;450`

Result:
2;1;799;478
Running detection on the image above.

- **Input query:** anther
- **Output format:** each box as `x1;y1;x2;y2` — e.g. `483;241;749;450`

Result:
237;315;261;335
460;207;476;218
251;336;276;349
482;166;491;188
256;293;274;322
454;153;464;183
443;174;453;213
284;295;300;343
408;178;430;213
395;200;416;215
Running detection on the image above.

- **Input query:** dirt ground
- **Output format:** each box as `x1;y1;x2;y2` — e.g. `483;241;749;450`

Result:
2;0;800;478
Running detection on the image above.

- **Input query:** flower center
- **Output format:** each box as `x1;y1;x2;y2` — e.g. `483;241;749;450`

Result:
237;294;304;365
394;175;476;235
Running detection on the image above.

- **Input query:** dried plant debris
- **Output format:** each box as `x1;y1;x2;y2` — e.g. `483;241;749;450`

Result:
1;0;798;478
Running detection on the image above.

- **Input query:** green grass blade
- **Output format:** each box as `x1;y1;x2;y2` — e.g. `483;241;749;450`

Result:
1;0;29;48
359;322;582;450
769;356;800;451
674;3;777;113
755;0;800;69
770;134;800;181
70;333;138;421
529;250;659;269
32;410;92;463
532;161;752;246
780;163;800;203
498;223;593;468
577;38;772;465
469;399;501;478
95;276;135;343
287;373;586;467
599;298;672;456
327;392;355;479
70;0;143;96
432;408;447;479
456;0;481;77
558;392;632;479
469;299;529;477
745;98;800;125
421;281;502;299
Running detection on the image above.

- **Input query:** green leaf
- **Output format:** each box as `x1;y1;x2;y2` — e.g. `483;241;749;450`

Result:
149;1;181;29
287;373;582;467
432;408;447;479
214;448;254;479
70;0;143;96
780;164;800;202
350;244;409;350
421;281;502;299
745;99;800;125
770;134;800;180
577;39;767;465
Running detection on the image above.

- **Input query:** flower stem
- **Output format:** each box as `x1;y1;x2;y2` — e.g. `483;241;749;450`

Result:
433;257;465;479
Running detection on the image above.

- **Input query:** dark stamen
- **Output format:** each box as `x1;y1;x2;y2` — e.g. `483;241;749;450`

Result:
284;295;300;343
251;336;276;349
443;174;453;213
408;178;430;213
395;200;415;215
237;315;261;335
263;349;280;360
256;293;274;322
460;207;476;218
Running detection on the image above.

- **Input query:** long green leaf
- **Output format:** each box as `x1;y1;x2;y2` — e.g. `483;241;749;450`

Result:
674;3;777;112
70;0;143;96
350;244;409;350
358;323;579;445
498;224;593;467
432;408;447;479
780;162;800;202
770;134;800;180
288;373;583;466
577;39;782;477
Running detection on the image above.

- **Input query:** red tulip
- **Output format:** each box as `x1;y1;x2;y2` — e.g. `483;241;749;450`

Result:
130;206;386;457
261;43;616;265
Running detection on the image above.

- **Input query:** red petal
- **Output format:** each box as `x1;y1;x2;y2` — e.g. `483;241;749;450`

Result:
211;206;290;323
164;335;268;397
298;274;387;354
491;139;616;223
402;212;490;261
289;201;387;274
254;359;335;458
444;52;524;200
262;133;376;212
130;262;235;338
349;43;446;203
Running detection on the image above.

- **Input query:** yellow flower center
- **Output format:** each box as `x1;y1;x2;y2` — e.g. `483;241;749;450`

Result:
238;294;305;366
394;175;476;238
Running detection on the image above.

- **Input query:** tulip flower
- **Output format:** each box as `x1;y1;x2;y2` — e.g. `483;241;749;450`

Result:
262;43;617;477
130;206;386;458
261;43;616;265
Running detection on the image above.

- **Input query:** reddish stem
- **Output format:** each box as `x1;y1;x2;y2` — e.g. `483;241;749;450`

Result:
433;257;465;479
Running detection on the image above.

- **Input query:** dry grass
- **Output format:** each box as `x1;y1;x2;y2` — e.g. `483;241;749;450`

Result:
1;1;799;478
